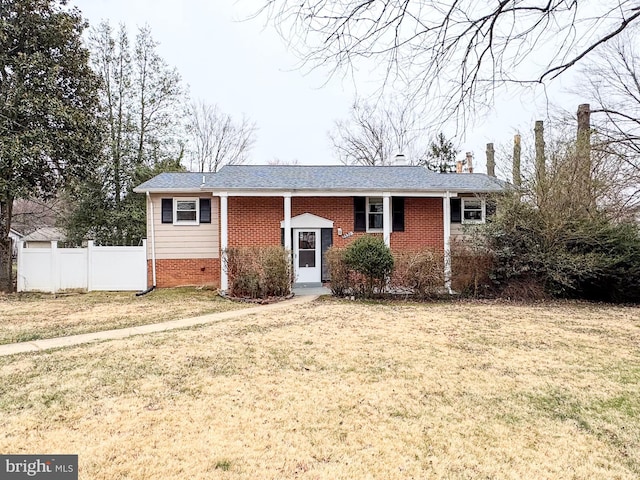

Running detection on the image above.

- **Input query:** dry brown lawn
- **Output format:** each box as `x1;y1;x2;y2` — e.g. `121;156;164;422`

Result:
0;288;244;344
1;298;639;479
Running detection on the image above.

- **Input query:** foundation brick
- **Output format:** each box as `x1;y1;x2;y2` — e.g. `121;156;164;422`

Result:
148;258;220;288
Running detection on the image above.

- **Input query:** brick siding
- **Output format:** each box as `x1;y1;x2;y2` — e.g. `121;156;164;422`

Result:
152;195;444;287
149;258;220;288
229;196;443;251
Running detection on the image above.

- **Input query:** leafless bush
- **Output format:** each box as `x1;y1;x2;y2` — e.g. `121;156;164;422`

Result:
450;239;494;297
225;246;291;298
389;249;444;299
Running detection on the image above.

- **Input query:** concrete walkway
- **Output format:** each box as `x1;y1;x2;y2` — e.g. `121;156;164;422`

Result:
0;294;320;358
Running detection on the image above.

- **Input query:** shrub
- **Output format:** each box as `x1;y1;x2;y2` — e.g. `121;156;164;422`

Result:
390;248;444;299
449;239;494;298
325;247;350;296
224;246;291;298
343;235;394;298
482;195;640;302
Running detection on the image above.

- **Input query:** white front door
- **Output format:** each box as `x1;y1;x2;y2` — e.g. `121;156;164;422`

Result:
293;229;321;284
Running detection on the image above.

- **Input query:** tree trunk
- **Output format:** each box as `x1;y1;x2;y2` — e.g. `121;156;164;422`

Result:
0;198;14;293
576;103;593;210
486;143;495;177
512;134;521;187
534;120;546;201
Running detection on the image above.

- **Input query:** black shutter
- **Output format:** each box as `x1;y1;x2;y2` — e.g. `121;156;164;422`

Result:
450;198;462;223
321;228;333;282
354;197;366;231
161;198;173;223
392;197;405;232
200;198;211;224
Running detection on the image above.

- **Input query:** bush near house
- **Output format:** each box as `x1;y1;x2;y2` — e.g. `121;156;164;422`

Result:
343;235;394;298
449;239;495;298
481;197;640;303
325;247;352;297
225;246;291;299
389;248;444;299
328;239;445;299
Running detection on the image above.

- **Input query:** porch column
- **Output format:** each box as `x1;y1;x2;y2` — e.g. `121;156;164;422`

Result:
220;192;229;291
283;193;292;251
443;192;452;292
383;193;391;247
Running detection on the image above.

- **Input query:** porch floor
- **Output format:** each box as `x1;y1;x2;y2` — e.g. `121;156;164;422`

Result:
292;285;332;296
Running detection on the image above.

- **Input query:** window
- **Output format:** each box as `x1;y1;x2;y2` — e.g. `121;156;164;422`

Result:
175;199;198;224
354;197;404;232
462;198;485;223
367;197;383;231
161;198;211;225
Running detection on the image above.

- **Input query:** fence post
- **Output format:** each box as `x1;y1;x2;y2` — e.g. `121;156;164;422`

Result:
16;240;24;292
51;241;58;294
87;240;94;291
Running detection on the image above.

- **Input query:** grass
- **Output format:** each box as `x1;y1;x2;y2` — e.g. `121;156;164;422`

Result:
0;287;245;345
0;299;639;478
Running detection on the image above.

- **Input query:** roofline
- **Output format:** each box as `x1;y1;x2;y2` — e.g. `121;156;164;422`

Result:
133;187;206;194
209;189;453;197
137;187;503;196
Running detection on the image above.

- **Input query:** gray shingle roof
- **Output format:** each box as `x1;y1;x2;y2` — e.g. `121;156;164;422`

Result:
134;172;215;192
134;165;506;193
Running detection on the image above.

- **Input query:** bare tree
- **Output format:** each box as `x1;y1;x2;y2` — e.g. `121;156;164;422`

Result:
255;1;640;124
578;32;640;213
187;100;257;172
133;25;185;167
266;158;300;165
329;98;429;165
88;21;134;210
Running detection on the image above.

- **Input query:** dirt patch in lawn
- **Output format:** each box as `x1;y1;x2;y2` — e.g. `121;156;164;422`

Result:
0;299;639;479
0;288;245;344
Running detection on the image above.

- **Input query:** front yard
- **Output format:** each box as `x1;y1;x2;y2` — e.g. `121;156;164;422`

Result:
0;288;244;344
1;298;639;478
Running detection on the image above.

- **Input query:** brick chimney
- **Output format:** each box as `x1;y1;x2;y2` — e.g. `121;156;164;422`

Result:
465;152;474;173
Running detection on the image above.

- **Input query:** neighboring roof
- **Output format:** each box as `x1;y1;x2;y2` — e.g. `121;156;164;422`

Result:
134;165;507;193
9;228;23;238
21;227;66;242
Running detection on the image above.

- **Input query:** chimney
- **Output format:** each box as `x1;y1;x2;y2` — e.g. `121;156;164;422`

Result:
486;143;495;177
456;160;463;173
393;153;407;165
465;152;474;173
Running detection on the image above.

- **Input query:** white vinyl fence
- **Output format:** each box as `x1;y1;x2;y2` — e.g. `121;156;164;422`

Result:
17;240;147;293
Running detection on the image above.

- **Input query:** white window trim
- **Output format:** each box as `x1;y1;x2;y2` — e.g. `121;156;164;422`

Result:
461;198;485;224
173;198;199;225
366;196;384;232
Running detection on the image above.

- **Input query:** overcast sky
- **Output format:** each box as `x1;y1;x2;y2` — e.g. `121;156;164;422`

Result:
71;0;582;175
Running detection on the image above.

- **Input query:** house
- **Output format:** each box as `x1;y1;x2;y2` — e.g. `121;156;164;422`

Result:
21;227;67;248
134;165;505;290
9;229;23;259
